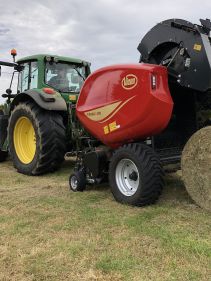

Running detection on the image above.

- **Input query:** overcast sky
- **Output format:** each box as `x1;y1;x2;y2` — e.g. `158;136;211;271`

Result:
1;0;211;103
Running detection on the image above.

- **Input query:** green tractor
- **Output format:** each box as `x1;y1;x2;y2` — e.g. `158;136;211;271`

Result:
0;50;91;175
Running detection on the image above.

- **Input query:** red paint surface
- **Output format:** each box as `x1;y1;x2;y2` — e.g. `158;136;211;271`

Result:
77;63;173;148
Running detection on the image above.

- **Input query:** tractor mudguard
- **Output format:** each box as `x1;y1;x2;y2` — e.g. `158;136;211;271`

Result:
137;19;211;92
10;89;67;112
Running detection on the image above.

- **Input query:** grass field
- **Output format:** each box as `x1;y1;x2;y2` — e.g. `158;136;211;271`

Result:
0;160;210;281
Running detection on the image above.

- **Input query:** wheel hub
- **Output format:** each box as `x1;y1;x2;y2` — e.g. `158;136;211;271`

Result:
115;158;140;196
13;116;36;164
129;171;138;181
70;175;78;190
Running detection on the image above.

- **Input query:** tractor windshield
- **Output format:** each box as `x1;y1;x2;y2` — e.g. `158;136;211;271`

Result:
45;62;86;93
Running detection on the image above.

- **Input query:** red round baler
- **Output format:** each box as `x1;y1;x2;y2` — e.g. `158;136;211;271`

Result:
76;63;173;148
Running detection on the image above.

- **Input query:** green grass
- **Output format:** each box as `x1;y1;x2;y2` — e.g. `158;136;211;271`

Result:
0;160;210;281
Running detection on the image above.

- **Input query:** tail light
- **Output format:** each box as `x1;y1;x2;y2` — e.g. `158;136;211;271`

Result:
43;88;55;95
151;74;157;90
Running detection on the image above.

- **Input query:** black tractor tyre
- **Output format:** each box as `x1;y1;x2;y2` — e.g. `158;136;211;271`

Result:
69;170;86;192
0;150;8;162
8;101;66;175
0;110;8;162
109;143;164;207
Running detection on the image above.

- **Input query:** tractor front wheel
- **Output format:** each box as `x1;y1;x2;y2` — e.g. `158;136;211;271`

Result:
109;143;164;206
8;101;66;175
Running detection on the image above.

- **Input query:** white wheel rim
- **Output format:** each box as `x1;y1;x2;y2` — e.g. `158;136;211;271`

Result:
115;159;139;196
71;175;78;190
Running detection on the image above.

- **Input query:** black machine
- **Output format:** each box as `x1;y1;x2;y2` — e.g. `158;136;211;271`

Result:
138;18;211;164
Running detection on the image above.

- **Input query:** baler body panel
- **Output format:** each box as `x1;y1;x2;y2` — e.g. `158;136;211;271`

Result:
77;64;173;148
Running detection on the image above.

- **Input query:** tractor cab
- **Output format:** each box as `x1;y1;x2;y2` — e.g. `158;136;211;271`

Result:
16;54;91;103
0;52;91;107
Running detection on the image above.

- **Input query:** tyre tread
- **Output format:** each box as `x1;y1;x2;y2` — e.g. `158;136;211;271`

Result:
109;143;164;206
8;101;66;175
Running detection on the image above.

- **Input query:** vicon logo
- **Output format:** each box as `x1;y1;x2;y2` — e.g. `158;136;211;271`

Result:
122;74;138;90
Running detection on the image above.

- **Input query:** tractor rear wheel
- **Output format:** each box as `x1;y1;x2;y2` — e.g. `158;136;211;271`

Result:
8;101;66;175
0;150;8;162
109;143;164;206
0;110;8;162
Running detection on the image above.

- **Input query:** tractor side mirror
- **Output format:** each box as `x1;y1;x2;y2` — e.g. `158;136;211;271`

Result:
6;88;12;95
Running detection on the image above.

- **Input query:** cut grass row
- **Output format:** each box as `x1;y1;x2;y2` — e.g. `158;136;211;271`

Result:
0;160;210;280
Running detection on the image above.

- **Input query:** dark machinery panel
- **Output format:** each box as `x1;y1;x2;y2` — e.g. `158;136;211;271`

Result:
84;150;108;178
138;18;211;92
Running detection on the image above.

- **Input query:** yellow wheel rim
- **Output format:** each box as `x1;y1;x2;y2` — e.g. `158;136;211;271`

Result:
13;117;36;164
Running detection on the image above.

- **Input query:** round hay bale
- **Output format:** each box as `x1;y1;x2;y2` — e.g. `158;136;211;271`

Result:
181;126;211;211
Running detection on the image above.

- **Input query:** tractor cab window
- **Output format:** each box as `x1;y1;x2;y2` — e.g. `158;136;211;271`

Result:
30;61;38;89
19;62;29;92
18;61;38;92
45;62;85;93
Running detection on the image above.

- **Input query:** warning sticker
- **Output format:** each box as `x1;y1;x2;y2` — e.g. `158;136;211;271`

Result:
103;121;120;135
194;44;202;51
104;126;109;135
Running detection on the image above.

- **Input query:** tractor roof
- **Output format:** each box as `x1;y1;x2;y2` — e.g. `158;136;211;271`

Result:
17;54;89;64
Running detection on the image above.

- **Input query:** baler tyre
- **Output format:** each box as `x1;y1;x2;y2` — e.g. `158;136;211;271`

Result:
69;170;86;192
8;101;66;175
109;143;164;206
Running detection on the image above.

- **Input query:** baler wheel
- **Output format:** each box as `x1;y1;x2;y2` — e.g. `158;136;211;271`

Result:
69;170;86;192
109;143;164;206
8;101;66;175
